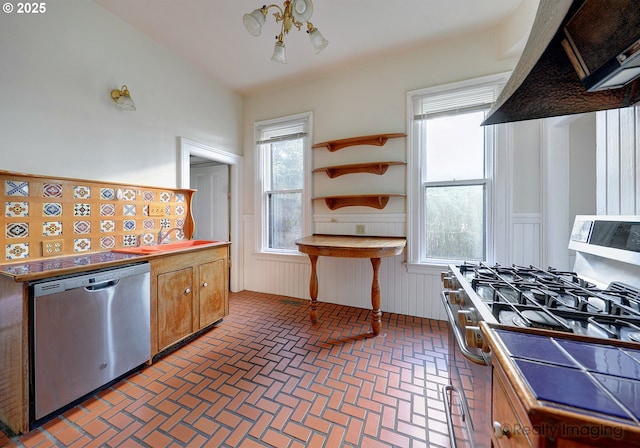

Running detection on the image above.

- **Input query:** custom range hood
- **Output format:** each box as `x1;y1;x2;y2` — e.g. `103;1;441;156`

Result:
484;0;640;125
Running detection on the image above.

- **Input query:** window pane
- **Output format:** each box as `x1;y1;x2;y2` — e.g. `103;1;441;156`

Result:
425;185;485;260
268;191;302;250
270;140;303;191
425;110;485;182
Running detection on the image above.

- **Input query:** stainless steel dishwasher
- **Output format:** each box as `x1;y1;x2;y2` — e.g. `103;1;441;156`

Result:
30;262;150;421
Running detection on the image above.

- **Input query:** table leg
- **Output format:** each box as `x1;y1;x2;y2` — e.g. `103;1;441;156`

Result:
370;257;382;335
308;254;319;324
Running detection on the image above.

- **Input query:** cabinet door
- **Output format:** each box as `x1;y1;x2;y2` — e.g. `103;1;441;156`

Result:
157;267;193;351
198;259;227;329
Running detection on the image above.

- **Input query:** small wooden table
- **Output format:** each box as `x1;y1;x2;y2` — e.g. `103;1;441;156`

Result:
295;235;406;335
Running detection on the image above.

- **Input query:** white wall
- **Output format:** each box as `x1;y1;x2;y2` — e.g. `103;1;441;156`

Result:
242;29;522;321
0;0;242;188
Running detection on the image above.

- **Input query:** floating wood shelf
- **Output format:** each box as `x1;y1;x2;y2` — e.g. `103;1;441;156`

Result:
312;161;406;178
312;133;406;152
315;194;405;210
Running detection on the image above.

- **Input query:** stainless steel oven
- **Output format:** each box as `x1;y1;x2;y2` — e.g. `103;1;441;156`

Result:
441;215;640;447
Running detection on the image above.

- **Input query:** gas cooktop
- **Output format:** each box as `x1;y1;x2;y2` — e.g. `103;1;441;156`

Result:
459;263;640;342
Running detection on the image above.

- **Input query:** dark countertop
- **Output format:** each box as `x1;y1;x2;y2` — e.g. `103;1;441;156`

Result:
0;242;231;283
481;322;640;447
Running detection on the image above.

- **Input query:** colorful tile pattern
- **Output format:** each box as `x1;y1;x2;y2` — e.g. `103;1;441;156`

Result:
6;202;28;217
74;203;91;216
6;223;28;238
43;221;63;236
123;189;136;201
100;220;115;233
74;238;91;252
5;180;28;197
43;183;63;198
100;203;115;216
100;236;116;249
42;202;61;217
6;243;29;260
74;220;91;234
0;173;192;262
123;205;136;216
100;188;115;200
140;233;155;245
73;186;91;199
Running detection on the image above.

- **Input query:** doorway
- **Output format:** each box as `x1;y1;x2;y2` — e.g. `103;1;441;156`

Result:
178;137;243;292
190;160;229;242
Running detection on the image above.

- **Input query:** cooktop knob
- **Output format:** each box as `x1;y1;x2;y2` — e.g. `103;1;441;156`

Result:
442;275;460;290
458;308;478;328
465;326;484;349
448;288;467;306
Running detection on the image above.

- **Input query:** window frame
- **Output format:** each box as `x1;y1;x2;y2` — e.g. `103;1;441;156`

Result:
254;112;312;255
407;73;511;267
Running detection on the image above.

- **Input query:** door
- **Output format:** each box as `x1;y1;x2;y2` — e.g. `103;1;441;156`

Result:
198;258;227;329
157;267;193;351
190;164;229;241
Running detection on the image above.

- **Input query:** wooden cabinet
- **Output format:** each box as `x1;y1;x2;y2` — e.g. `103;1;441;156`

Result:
197;258;227;329
492;359;539;448
157;267;193;350
150;244;229;357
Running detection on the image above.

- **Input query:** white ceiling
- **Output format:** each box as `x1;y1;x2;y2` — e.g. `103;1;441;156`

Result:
95;0;526;96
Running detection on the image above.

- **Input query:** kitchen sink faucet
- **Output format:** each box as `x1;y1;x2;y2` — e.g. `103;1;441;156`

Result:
158;227;184;244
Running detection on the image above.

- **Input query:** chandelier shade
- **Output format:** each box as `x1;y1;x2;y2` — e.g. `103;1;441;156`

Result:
242;0;328;63
243;8;266;36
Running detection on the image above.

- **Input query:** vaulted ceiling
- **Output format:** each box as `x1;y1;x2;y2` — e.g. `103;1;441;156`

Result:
95;0;532;95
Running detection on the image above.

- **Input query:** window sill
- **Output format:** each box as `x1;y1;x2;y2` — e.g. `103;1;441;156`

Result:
253;251;309;262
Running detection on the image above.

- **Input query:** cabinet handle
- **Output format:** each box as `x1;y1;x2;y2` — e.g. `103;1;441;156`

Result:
493;421;511;439
202;282;208;287
185;288;191;294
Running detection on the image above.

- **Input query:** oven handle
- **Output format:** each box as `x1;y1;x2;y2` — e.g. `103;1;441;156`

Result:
441;291;488;366
442;384;477;448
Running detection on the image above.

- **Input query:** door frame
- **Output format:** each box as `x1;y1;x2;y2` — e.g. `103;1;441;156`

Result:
177;137;243;292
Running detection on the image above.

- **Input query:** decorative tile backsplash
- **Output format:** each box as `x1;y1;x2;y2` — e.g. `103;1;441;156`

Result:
0;170;193;262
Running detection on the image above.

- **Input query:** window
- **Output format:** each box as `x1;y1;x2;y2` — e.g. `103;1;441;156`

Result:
408;74;508;264
255;112;311;253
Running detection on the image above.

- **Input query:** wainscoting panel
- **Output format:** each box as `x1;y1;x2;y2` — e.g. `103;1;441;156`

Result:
512;213;541;267
313;213;405;237
596;106;640;215
243;215;447;320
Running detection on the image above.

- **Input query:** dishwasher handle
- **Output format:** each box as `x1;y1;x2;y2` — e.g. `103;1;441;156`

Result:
84;279;120;292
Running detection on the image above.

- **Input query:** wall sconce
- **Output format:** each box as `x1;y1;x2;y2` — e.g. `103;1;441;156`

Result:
110;85;136;111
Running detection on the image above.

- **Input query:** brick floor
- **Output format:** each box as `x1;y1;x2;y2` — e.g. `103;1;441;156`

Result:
0;291;451;447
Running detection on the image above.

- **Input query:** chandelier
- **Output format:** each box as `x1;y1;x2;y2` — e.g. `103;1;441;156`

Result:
243;0;328;63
